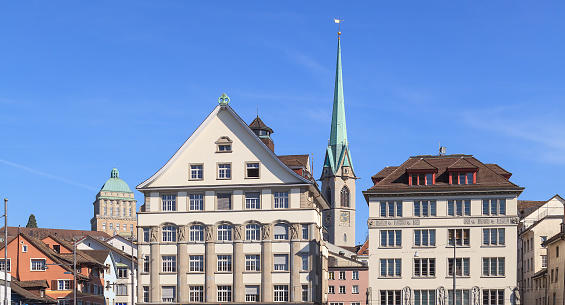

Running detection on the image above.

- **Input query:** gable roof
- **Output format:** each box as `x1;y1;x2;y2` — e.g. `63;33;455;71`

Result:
4;227;111;241
518;200;547;218
11;278;57;304
364;154;523;196
137;105;313;189
80;235;136;263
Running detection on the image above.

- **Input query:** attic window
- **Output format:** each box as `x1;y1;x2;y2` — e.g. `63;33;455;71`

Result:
408;172;434;186
215;136;233;153
450;172;476;185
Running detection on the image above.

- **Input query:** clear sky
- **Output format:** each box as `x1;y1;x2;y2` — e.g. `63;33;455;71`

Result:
1;1;564;245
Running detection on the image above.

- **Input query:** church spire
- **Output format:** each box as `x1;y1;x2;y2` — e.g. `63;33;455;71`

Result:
323;32;353;176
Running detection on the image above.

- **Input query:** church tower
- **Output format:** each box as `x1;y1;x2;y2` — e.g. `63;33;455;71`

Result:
321;32;357;247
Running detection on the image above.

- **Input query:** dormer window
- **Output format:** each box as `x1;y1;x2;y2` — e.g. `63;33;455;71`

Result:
216;136;233;153
408;171;435;186
450;172;476;185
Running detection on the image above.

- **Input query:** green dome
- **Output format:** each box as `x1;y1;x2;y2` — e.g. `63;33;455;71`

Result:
100;168;133;193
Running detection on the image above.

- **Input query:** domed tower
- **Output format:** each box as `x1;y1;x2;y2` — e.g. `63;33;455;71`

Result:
91;168;137;237
249;115;275;151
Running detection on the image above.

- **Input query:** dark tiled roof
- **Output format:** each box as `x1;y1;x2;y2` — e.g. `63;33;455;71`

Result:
11;278;57;304
80;250;110;264
486;163;512;178
365;154;523;194
5;227;110;241
278;154;309;168
248;116;273;133
17;280;49;288
518;200;547;218
407;159;437;171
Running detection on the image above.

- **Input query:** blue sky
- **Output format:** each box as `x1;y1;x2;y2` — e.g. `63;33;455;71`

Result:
1;1;565;245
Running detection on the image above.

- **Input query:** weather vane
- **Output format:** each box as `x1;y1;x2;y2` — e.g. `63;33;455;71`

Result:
334;18;344;38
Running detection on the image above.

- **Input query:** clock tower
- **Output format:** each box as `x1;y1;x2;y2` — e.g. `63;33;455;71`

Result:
320;33;357;247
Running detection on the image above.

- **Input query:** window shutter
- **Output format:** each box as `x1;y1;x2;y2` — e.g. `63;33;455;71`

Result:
51;280;58;291
217;194;231;210
274;224;287;236
162;286;175;299
245;286;259;295
274;255;287;265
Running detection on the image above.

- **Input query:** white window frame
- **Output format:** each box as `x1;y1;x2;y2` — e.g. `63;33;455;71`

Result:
57;279;71;291
245;162;260;179
162;225;177;242
274;192;289;209
189;286;204;303
189;225;204;242
245;192;261;209
217;163;232;180
217;224;232;241
189;164;203;180
161;194;176;211
273;285;289;302
189;255;204;272
482;257;505;277
30;258;46;271
380;230;402;248
379;201;403;217
188;194;204;211
161;256;176;273
483;228;505;246
245;224;260;241
217;285;232;302
245;254;260;272
413;258;436;278
414;229;436;247
380;258;402;278
273;254;289;271
217;255;232;272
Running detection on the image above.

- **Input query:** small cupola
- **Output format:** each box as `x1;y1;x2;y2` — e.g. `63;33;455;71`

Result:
249;116;275;152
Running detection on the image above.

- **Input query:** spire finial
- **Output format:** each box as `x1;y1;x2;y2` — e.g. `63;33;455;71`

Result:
111;168;119;178
334;18;343;39
218;93;230;106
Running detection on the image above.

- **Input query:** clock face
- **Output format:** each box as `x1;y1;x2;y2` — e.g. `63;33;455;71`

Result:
340;211;350;225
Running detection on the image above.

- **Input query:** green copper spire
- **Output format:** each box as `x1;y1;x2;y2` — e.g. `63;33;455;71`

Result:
323;36;354;175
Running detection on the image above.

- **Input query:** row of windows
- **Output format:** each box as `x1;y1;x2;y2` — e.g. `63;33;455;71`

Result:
187;162;261;180
325;186;351;208
144;284;309;303
328;270;360;280
379;228;506;248
378;199;507;218
327;285;360;294
377;257;506;278
408;171;476;186
100;204;135;217
159;191;291;211
102;223;134;233
380;289;504;305
143;253;310;273
143;223;310;243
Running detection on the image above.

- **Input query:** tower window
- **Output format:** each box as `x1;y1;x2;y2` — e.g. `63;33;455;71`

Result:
340;186;350;207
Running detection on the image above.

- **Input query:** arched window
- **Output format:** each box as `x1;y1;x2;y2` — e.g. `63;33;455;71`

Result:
190;224;204;242
274;223;289;240
340;186;350;208
217;224;232;241
246;224;261;241
162;225;177;242
326;188;332;205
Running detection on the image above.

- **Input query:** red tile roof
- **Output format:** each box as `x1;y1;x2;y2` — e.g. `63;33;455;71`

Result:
518;200;547;218
5;227;110;241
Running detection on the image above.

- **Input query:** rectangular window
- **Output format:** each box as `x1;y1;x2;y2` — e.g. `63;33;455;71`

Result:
339;271;346;280
245;285;260;302
58;280;71;291
339;286;346;294
352;285;359;294
189;194;204;211
246;162;260;178
0;259;10;272
161;194;176;211
328;286;335;294
143;255;149;273
117;267;128;278
162;256;176;273
31;259;46;271
482;199;506;215
217;286;232;302
482;257;505;277
380;230;402;248
542;255;548;268
245;192;261;209
379;201;403;217
274;285;289;302
189;286;204;303
190;225;204;242
483;289;504;305
161;286;176;303
218;163;231;179
352;270;359;280
448;199;471;216
301;285;309;302
414;229;436;247
447;258;470;276
274;254;289;271
143;286;149;303
189;255;204;272
380;290;401;305
301;255;309;271
414;258;436;278
245;255;260;271
380;258;402;277
414;290;437;305
116;284;128;296
413;200;437;217
217;193;232;210
274;192;289;209
190;164;203;180
302;224;309;239
483;228;505;246
448;229;470;247
162;226;176;242
447;290;470;305
217;255;232;272
328;271;334;280
452;172;474;185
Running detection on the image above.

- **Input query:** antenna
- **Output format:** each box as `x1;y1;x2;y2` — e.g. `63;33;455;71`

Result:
439;145;447;156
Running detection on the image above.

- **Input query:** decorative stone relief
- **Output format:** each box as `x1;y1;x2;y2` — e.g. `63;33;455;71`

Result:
471;286;480;305
234;225;244;240
205;225;214;242
402;287;412;305
150;227;158;242
177;225;187;242
289;224;299;240
436;287;446;305
261;224;271;240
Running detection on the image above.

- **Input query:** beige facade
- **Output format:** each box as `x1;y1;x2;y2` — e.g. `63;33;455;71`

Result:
545;233;565;305
136;102;328;304
518;195;564;305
